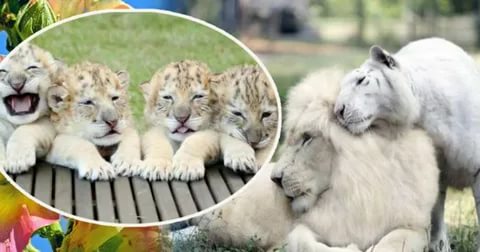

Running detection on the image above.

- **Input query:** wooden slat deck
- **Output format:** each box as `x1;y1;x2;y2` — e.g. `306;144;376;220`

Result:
11;161;253;224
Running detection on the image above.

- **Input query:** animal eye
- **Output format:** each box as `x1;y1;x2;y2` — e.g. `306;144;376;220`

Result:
301;133;313;146
0;69;7;73
356;76;366;85
80;100;94;105
193;94;205;100
112;96;119;101
262;112;272;118
26;65;39;71
232;111;243;117
162;95;173;100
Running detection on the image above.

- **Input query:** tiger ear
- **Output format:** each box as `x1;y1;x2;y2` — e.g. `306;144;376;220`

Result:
47;86;69;113
370;45;397;68
140;81;151;100
116;70;130;87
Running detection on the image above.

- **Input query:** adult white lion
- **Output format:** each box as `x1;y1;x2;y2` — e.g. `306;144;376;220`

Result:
199;69;439;252
334;38;480;251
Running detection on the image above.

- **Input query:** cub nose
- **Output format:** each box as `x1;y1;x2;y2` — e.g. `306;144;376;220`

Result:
335;104;346;120
175;114;190;124
105;120;118;129
8;74;27;93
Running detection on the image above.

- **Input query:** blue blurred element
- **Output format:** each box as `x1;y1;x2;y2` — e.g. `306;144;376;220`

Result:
0;31;8;54
30;217;69;252
31;234;53;252
124;0;185;12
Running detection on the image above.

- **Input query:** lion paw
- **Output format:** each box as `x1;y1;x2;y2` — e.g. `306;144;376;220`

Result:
5;143;36;174
139;158;172;181
171;152;205;181
78;158;116;181
223;148;256;173
111;151;141;177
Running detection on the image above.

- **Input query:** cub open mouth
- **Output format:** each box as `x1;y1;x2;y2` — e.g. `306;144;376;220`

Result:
173;126;195;134
3;93;39;116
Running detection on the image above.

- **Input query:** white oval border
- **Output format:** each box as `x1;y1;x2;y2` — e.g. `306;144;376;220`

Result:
0;9;282;228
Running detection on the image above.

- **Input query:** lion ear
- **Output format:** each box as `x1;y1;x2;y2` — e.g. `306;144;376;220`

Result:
116;70;130;87
140;81;151;100
370;45;397;68
47;86;69;113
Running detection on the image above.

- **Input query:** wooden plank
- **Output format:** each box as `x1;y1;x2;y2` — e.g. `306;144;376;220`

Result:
131;178;158;223
151;181;179;220
14;166;35;194
189;180;215;210
34;162;53;205
54;166;72;213
205;165;231;203
170;181;197;216
219;167;246;193
74;177;94;220
94;181;116;223
113;177;138;223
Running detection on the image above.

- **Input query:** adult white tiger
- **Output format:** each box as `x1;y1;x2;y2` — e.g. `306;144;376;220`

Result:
0;43;61;173
334;37;480;252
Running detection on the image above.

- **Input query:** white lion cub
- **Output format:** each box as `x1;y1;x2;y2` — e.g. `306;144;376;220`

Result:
139;60;214;181
335;37;480;251
46;62;141;181
0;43;62;173
172;65;279;180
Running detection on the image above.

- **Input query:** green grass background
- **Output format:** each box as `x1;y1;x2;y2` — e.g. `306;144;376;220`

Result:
32;12;256;130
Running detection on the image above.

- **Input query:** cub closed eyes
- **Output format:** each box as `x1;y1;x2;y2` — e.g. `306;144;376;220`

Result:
112;96;119;101
80;100;94;105
232;111;243;117
162;95;173;100
27;65;39;70
262;112;272;118
192;94;205;100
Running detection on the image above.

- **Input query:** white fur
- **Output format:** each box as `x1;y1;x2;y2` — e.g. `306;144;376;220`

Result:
200;68;439;251
336;38;480;251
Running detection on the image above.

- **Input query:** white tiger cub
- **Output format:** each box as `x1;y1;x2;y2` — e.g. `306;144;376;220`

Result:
334;37;480;252
139;60;215;180
172;65;278;180
0;43;62;173
46;62;141;180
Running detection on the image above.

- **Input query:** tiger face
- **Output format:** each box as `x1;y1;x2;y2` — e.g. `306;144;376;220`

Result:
0;43;62;125
142;60;214;142
47;62;131;147
213;65;278;149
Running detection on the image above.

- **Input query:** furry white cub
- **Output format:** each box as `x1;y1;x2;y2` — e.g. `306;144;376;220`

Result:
200;69;439;252
334;38;480;251
46;62;141;180
0;44;61;173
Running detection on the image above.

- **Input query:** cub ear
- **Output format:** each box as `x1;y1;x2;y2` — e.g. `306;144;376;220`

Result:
370;45;396;68
116;70;130;87
140;81;150;100
47;86;69;113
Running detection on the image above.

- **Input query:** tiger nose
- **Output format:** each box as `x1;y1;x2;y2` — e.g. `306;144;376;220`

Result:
335;104;346;120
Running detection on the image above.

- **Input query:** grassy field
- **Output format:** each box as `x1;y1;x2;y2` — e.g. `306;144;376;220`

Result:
31;12;256;130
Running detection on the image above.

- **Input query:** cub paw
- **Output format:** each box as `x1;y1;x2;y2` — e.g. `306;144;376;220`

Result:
171;152;205;181
5;143;36;174
111;151;141;177
139;158;172;181
223;148;256;173
78;158;116;181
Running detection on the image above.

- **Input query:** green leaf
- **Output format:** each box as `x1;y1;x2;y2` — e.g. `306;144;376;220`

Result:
98;235;123;252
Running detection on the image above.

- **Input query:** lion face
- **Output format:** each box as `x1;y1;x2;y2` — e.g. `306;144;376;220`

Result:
214;66;278;149
0;44;61;125
47;62;130;147
143;60;213;142
271;126;335;214
334;46;417;134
